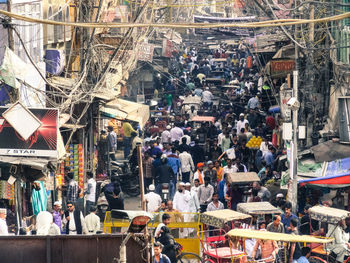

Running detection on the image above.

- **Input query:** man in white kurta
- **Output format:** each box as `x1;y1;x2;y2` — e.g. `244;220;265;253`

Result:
327;220;350;262
144;184;162;212
173;182;191;213
0;208;8;235
185;183;200;235
85;206;100;234
185;183;199;213
173;182;191;238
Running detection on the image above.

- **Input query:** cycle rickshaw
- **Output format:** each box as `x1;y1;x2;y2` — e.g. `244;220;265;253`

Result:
199;209;252;263
226;228;333;263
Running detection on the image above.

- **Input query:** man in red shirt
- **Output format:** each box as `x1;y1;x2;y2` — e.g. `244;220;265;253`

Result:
266;113;276;130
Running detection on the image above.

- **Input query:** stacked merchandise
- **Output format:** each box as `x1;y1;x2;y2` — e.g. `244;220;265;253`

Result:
0;181;15;203
57;162;65;186
67;144;84;192
56;162;65;200
56;144;84;198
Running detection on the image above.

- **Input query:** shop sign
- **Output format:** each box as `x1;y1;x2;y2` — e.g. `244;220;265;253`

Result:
137;43;154;62
0;107;58;157
162;39;173;58
280;87;293;120
115;5;129;19
271;60;295;74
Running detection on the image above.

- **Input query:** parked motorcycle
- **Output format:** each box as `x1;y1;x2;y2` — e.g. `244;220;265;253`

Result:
110;161;140;197
96;179;110;221
161;183;170;201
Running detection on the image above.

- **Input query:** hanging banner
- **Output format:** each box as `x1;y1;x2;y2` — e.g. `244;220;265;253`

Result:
280;88;293;121
162;39;173;58
137;43;154;62
270;60;295;75
193;15;255;37
0;107;58;157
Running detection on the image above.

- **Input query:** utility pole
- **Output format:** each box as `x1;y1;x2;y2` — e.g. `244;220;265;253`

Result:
137;144;146;211
287;0;300;214
137;143;150;263
289;70;299;214
7;0;14;50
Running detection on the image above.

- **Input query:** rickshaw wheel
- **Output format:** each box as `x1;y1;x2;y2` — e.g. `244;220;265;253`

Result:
308;256;328;263
176;252;202;263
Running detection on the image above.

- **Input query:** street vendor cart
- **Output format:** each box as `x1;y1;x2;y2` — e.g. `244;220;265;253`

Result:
226;172;260;185
226;228;333;263
308;205;350;262
225;172;260;204
199;209;252;263
237;202;281;226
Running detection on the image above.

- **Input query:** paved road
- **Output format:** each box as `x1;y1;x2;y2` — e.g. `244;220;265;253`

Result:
124;196;142;211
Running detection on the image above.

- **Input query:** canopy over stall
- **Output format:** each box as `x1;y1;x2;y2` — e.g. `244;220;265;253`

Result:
227;172;260;184
190;116;215;123
226;229;333;243
181;96;201;105
200;209;251;228
237;202;281;215
309;205;350;225
100;98;150;129
299;157;350;188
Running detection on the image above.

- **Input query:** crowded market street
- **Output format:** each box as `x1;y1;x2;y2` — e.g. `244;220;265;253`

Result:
1;0;350;262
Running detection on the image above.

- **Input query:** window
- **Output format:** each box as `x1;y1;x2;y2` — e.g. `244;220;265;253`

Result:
57;8;64;41
65;6;71;41
47;6;54;43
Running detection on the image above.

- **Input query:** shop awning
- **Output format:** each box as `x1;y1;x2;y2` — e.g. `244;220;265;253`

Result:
101;98;150;129
299;157;350;188
311;140;350;163
0;156;54;170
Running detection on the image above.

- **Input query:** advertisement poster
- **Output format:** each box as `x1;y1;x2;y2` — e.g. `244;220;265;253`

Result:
0;107;58;157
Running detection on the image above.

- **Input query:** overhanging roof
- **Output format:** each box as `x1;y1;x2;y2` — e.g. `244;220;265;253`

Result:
100;98;150;129
0;156;53;170
237;202;281;215
227;172;260;184
311;140;350;163
227;229;333;244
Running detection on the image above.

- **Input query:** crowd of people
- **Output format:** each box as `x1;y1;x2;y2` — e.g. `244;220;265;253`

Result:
124;43;291;262
119;42;285;216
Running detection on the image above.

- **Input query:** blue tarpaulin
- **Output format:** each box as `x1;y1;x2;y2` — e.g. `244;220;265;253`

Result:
299;157;350;187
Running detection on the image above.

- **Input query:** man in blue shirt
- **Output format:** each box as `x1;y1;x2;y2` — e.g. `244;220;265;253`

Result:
297;247;311;263
281;202;299;233
153;242;171;263
167;149;181;200
264;146;276;170
218;173;228;208
148;140;162;158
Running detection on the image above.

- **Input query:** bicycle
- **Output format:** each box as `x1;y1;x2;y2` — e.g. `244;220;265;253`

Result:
175;242;202;263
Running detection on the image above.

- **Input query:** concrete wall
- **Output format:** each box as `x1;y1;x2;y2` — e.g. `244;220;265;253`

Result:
0;234;147;263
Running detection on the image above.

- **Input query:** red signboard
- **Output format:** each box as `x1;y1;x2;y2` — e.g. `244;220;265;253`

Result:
270;60;295;74
0;108;58;157
162;39;174;58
